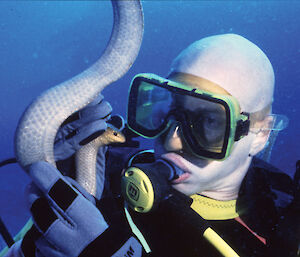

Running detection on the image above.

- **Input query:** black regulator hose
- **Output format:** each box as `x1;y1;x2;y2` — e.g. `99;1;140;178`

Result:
0;158;17;248
0;217;14;248
0;158;17;168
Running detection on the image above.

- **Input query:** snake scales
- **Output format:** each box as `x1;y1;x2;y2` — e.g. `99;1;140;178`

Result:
14;0;144;196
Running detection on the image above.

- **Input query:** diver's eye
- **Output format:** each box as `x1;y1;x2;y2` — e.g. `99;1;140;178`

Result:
204;115;220;129
151;110;166;128
193;113;219;130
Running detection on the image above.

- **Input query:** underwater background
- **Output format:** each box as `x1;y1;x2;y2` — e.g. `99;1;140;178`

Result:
0;1;299;249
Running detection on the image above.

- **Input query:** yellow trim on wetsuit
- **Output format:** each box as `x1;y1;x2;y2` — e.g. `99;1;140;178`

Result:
190;194;242;256
190;194;240;220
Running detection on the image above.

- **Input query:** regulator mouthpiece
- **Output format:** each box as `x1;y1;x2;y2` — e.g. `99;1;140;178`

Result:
121;158;178;213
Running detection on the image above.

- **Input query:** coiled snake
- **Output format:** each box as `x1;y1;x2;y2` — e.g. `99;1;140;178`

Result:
14;0;144;197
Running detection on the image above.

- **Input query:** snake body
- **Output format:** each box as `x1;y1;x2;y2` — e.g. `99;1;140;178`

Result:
14;1;143;194
75;126;125;197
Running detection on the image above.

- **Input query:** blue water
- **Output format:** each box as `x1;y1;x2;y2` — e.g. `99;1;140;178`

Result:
0;1;299;249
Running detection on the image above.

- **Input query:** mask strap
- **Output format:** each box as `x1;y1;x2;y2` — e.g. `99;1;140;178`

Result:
234;112;250;141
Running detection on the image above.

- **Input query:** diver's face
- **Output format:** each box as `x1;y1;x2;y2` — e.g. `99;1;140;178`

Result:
154;73;254;199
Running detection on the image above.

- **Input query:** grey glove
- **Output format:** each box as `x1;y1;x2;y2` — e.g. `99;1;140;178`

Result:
22;162;109;257
19;162;142;257
54;94;112;161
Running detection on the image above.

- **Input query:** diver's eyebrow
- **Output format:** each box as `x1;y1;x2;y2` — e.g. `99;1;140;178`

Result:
187;105;226;115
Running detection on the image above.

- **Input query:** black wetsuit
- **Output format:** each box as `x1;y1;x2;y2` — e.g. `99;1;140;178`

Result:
95;146;299;257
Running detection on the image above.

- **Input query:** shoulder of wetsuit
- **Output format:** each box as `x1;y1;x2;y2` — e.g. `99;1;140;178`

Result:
266;161;300;257
250;157;295;208
236;158;288;238
238;158;299;256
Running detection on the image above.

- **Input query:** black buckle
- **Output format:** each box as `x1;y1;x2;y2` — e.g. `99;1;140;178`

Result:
234;112;250;141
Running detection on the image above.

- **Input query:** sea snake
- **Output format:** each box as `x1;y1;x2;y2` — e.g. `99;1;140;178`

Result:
14;0;144;196
76;125;126;197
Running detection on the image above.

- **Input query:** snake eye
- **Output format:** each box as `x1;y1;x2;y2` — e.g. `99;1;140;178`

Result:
113;132;118;136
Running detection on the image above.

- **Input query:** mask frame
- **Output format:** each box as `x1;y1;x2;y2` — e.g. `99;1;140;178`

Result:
127;73;250;160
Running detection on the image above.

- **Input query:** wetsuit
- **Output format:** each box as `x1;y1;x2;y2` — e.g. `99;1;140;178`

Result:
3;146;299;257
96;146;299;257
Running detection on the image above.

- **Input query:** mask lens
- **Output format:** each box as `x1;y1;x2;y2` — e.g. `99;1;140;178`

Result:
135;81;173;134
187;101;227;153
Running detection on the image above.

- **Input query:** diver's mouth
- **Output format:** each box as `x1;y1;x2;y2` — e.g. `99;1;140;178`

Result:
161;152;191;184
171;172;191;184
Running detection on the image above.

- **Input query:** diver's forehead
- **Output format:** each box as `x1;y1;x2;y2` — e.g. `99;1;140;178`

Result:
168;72;230;95
169;72;229;113
179;95;226;116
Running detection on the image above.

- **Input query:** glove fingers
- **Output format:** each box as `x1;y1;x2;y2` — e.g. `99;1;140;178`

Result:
58;99;111;134
26;182;44;209
28;162;79;214
79;100;112;124
67;100;112;130
32;193;107;255
54;119;108;160
44;176;107;242
28;163;82;250
74;119;108;146
26;183;68;240
65;177;96;204
27;162;108;256
28;162;103;222
29;162;68;194
35;235;66;257
30;197;60;234
26;181;65;249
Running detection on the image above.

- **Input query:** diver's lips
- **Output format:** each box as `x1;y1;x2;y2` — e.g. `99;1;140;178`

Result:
171;173;191;184
161;153;191;184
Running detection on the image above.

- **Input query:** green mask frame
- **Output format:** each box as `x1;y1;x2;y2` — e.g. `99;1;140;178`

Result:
127;73;250;160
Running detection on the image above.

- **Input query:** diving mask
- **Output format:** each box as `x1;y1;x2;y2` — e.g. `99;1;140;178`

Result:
127;73;287;160
127;73;252;160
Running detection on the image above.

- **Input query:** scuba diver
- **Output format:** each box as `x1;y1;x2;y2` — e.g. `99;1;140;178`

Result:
3;34;300;256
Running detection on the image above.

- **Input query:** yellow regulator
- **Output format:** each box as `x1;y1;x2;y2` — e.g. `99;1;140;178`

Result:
121;154;177;213
121;166;155;213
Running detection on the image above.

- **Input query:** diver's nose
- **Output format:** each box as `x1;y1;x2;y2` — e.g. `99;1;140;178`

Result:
163;123;184;152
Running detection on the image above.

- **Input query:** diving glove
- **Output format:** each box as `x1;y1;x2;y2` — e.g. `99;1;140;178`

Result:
19;162;142;257
54;94;112;161
21;161;108;257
